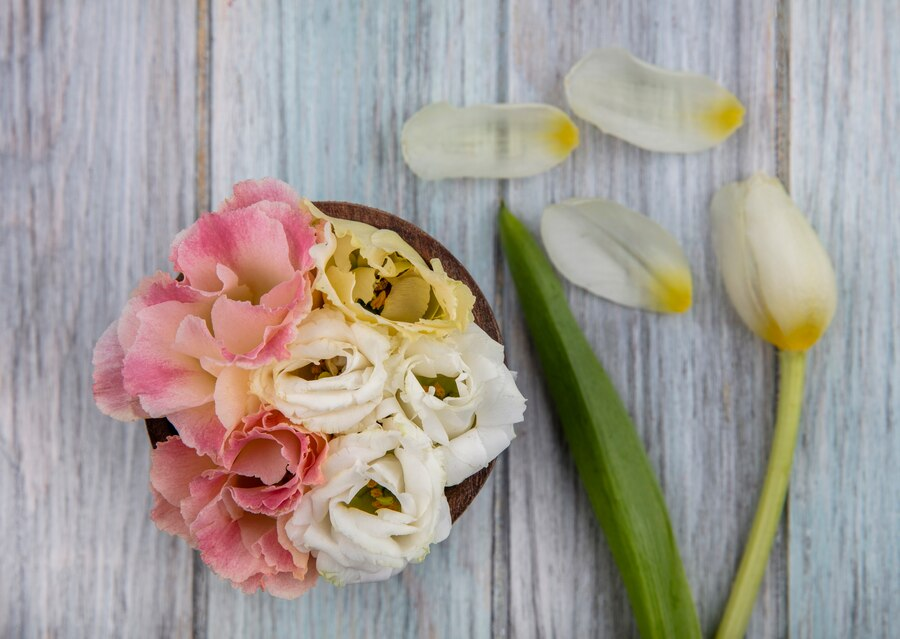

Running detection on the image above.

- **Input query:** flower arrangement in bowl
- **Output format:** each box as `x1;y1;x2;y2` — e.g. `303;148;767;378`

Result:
93;179;526;597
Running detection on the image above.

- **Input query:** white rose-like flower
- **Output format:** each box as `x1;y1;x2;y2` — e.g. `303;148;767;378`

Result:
250;307;394;434
285;416;451;585
391;323;526;485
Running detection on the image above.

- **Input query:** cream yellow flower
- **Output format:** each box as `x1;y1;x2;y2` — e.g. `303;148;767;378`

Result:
308;203;475;336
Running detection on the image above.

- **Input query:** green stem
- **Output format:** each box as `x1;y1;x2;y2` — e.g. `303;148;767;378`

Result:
716;349;807;639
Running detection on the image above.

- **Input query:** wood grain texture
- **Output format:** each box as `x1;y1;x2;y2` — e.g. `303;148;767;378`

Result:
202;2;504;638
501;1;786;637
788;1;900;637
3;1;899;637
0;1;198;637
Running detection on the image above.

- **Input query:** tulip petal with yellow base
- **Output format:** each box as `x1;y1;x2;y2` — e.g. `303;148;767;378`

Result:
710;173;837;639
541;197;693;313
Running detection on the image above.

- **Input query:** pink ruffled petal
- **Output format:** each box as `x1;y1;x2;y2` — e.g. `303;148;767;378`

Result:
213;366;257;430
173;314;224;368
229;480;301;517
259;272;306;309
92;321;147;421
192;499;268;584
168;404;227;460
123;301;217;416
150;486;192;541
260;204;318;273
261;569;317;599
277;514;313;574
227;436;289;485
228;322;298;369
266;429;304;472
218;178;301;212
170;208;296;295
210;296;289;359
218;179;317;274
300;434;328;486
119;272;208;350
252;523;297;573
149;437;217;506
181;470;229;525
218;275;311;366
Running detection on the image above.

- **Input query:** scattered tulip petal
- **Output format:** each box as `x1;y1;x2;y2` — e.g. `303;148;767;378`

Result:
401;102;579;179
540;198;692;313
565;48;744;153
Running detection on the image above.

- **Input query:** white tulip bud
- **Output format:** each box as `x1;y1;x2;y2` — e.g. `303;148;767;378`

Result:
711;173;837;351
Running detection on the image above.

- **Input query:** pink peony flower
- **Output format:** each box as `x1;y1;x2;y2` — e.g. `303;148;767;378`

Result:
93;179;319;457
150;409;328;598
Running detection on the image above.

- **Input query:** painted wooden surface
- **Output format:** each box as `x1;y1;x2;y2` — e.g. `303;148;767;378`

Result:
1;1;896;637
0;2;198;637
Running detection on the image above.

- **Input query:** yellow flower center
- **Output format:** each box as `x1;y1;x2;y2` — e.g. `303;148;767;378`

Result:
348;479;402;514
415;373;461;399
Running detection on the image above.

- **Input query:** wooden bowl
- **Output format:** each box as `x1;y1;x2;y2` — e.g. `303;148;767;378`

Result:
147;201;499;522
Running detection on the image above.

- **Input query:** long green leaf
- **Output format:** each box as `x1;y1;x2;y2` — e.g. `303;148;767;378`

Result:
499;203;701;639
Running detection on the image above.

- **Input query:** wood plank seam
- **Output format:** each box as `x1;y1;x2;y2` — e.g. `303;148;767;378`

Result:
775;0;792;633
491;0;512;636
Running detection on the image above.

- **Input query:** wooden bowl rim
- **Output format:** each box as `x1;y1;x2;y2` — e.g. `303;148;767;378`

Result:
146;200;498;522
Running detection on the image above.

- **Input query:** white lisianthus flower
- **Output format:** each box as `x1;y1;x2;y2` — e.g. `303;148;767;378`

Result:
285;415;451;585
390;323;526;486
250;308;395;434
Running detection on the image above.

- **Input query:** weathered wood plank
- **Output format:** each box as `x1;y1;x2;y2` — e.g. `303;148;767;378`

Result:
4;1;898;636
0;1;198;637
203;2;504;637
788;1;900;637
501;1;784;637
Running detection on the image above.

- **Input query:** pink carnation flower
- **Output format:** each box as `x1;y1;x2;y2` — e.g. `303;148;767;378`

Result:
150;409;328;598
93;179;319;456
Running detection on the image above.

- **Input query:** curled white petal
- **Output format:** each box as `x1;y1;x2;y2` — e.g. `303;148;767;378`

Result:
711;173;837;351
387;323;526;486
285;421;450;586
250;308;395;434
401;102;579;179
565;47;744;153
541;198;692;313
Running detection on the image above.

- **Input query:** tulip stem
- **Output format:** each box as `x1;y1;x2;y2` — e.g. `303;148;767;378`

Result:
715;349;807;639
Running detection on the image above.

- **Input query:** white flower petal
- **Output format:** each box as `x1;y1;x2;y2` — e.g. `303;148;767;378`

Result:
565;47;744;153
541;198;692;313
250;308;394;434
401;102;579;179
390;323;526;485
711;173;837;351
285;423;450;585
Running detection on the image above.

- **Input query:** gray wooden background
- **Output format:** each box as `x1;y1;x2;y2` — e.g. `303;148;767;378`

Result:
1;1;897;637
